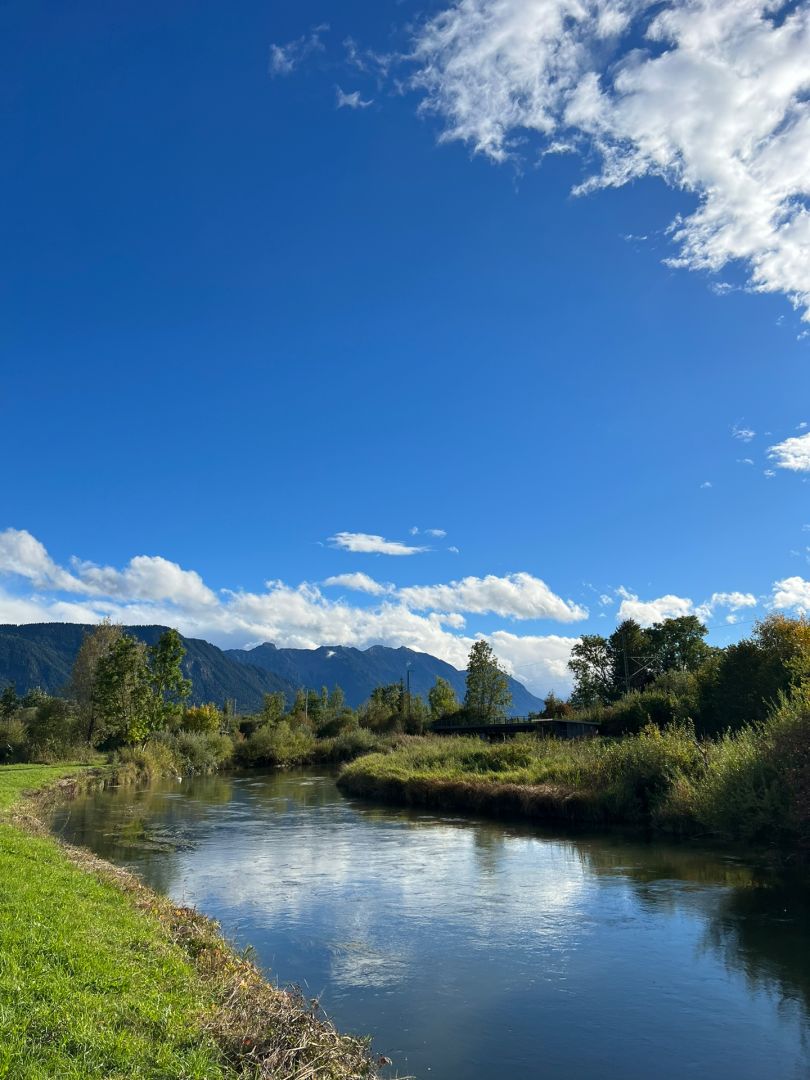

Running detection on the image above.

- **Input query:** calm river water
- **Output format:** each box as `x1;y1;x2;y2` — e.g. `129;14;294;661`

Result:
50;769;810;1079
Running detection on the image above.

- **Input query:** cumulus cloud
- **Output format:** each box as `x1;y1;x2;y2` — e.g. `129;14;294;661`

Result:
0;528;83;591
695;591;758;620
336;86;374;109
487;631;578;696
618;585;758;626
768;431;810;472
0;530;583;695
329;531;428;556
411;0;810;319
617;589;695;626
322;572;391;596
398;572;588;622
71;555;218;608
772;575;810;614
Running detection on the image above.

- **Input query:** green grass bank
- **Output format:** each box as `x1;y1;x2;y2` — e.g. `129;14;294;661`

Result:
338;693;810;853
0;765;377;1080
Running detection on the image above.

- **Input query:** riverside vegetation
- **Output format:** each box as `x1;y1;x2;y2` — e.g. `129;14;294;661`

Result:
1;617;810;1075
1;616;810;850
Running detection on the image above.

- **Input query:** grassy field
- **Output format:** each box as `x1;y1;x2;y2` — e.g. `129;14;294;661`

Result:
0;764;376;1080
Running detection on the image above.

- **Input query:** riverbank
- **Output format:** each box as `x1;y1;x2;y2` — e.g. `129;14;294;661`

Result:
0;764;378;1079
338;704;810;853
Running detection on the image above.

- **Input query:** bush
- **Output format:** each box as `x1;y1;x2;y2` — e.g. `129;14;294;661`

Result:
156;731;234;774
0;718;29;763
313;728;383;763
590;723;703;821
179;704;223;735
235;721;316;768
115;740;184;783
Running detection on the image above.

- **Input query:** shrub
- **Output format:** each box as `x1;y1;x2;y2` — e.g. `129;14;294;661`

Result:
593;723;703;821
235;721;316;767
180;704;223;735
313;728;382;763
115;740;184;783
0;718;28;763
156;730;234;774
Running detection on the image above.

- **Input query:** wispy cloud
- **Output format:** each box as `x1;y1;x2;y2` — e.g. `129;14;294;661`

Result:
732;423;756;443
410;0;810;320
269;24;328;77
768;431;810;472
336;86;374;109
329;531;428;556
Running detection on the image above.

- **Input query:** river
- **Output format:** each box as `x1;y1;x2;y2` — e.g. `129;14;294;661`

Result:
50;769;810;1079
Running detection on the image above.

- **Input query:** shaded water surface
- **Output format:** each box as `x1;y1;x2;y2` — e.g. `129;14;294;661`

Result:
50;770;810;1079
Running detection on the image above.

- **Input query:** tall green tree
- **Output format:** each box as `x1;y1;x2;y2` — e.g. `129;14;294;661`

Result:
261;691;287;726
568;635;613;707
646;615;711;675
464;641;511;721
608;620;654;697
92;634;153;744
428;676;460;721
147;629;191;729
70;620;123;744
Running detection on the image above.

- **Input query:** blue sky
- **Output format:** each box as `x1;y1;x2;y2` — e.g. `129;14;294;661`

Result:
2;0;809;695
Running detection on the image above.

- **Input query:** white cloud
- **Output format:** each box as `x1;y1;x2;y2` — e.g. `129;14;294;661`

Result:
398;572;587;622
737;458;754;465
447;546;460;554
0;529;584;695
322;572;391;596
329;532;428;556
70;555;217;608
0;528;83;591
409;526;448;538
772;575;810;615
617;589;695;627
798;421;808;431
336;86;374;109
618;586;758;626
486;631;578;696
411;0;810;319
700;481;713;489
732;423;756;442
695;591;758;620
768;431;810;472
598;594;614;606
269;24;328;76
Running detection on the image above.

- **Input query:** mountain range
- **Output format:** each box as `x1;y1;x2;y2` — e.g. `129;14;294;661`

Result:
0;623;542;715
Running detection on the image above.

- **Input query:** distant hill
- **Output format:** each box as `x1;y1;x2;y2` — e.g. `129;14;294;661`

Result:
226;642;542;715
0;624;295;713
0;624;543;716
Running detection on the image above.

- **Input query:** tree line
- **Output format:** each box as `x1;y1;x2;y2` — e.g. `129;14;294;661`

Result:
566;613;810;736
0;625;514;767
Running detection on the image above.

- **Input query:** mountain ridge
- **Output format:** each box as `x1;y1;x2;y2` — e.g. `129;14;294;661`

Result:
0;624;543;715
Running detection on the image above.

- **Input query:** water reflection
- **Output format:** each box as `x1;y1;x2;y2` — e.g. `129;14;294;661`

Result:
50;770;810;1080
